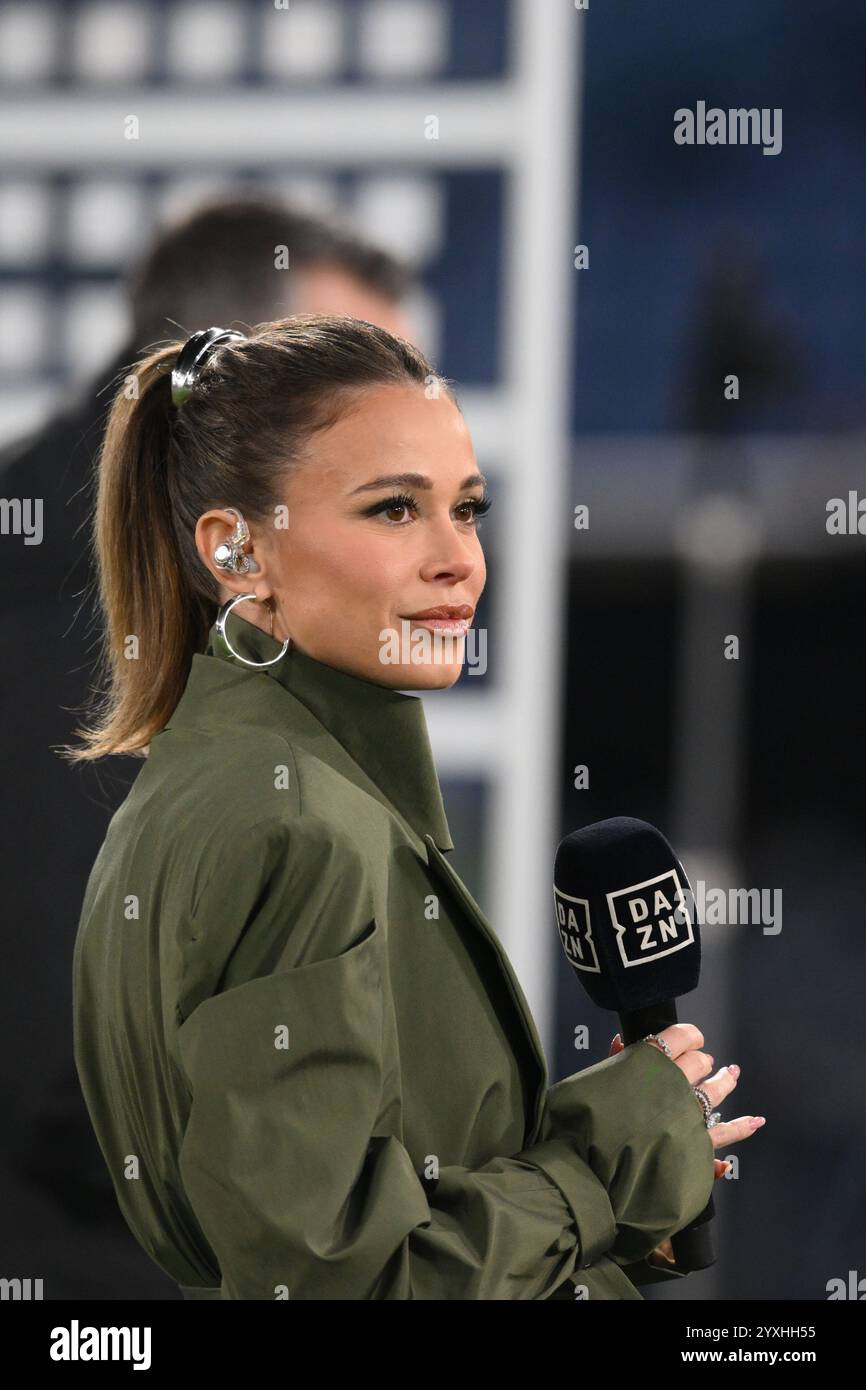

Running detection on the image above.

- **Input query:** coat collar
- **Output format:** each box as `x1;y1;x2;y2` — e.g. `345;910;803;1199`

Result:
189;614;454;852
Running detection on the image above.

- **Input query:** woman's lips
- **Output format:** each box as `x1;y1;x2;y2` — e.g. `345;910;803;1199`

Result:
400;606;473;635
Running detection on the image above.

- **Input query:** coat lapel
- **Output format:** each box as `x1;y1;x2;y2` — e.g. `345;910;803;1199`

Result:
422;833;549;1145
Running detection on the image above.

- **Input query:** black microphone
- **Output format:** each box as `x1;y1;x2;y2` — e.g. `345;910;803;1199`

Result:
553;815;717;1272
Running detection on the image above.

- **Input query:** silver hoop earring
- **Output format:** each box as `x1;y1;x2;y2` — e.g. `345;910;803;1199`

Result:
215;592;291;669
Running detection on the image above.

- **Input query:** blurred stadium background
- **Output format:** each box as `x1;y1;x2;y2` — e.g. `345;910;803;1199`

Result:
0;0;863;1300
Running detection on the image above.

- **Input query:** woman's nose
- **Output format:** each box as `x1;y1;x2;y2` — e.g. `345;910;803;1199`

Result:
420;549;477;584
420;521;480;578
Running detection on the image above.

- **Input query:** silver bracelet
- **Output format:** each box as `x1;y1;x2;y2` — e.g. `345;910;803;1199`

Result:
643;1034;721;1128
693;1084;722;1129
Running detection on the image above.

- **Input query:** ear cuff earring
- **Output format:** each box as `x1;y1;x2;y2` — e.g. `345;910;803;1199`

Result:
212;508;291;669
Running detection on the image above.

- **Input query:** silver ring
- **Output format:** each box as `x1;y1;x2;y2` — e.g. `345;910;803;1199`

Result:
642;1032;673;1060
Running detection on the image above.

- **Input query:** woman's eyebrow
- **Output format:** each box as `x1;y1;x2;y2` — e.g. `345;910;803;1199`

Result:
348;471;487;495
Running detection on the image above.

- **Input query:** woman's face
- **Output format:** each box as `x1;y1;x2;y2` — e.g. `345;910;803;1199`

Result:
203;382;488;690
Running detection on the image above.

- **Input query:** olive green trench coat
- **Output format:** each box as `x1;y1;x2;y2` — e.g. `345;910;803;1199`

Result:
72;617;715;1300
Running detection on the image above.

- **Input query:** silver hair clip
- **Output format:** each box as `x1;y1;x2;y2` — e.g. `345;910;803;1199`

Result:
171;327;246;407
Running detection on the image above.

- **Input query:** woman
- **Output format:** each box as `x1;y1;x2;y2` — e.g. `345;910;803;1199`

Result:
68;317;763;1300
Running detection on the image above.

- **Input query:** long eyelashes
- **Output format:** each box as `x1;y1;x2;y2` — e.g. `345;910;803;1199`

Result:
362;491;493;527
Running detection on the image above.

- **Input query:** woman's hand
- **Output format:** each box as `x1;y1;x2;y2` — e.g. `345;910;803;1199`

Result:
608;1026;765;1273
608;1025;766;1180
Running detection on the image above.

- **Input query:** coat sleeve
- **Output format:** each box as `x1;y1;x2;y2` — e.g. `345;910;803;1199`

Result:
533;1042;717;1272
172;815;624;1300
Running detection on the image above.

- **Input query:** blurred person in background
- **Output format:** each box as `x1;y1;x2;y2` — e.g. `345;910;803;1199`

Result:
0;193;414;1298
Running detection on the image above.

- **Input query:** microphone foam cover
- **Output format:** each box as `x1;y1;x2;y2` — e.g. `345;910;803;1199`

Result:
553;816;701;1011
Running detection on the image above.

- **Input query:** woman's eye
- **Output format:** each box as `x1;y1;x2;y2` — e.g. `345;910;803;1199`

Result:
382;501;415;524
455;501;479;524
365;493;418;525
454;497;492;527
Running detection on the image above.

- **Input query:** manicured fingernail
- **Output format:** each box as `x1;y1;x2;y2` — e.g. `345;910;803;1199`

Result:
727;1064;740;1077
750;1116;766;1127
